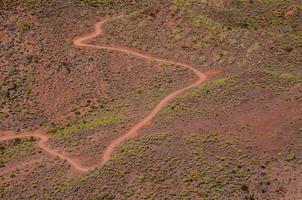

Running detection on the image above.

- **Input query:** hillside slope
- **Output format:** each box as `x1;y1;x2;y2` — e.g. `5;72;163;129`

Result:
0;0;301;199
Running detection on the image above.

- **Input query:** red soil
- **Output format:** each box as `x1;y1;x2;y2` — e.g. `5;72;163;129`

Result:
0;158;44;176
0;131;90;172
72;17;207;163
0;16;207;173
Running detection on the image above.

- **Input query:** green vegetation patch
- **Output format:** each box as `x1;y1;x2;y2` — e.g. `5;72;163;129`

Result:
186;77;232;98
49;131;276;199
80;0;113;7
261;69;302;92
192;13;227;32
80;0;157;12
116;132;170;159
16;20;30;31
51;114;125;139
166;77;235;113
263;70;300;82
0;187;4;198
0;139;36;166
170;0;191;12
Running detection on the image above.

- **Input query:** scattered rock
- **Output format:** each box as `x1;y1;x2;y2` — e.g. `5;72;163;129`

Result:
199;56;207;63
0;87;9;97
241;184;249;192
2;42;13;51
5;23;16;31
247;42;260;54
7;83;17;90
229;39;238;45
7;66;16;75
279;26;294;33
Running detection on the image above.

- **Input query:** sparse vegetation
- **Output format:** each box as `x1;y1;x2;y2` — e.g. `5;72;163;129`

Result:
51;114;125;139
16;20;30;31
0;139;37;165
0;0;301;199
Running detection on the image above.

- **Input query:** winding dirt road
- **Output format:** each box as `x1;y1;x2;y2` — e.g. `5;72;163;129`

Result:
72;17;207;163
0;16;207;174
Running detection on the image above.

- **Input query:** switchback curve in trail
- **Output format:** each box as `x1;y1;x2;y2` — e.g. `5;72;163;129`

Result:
73;16;208;164
0;131;90;172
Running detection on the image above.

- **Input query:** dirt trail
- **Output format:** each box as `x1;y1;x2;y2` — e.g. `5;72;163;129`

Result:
0;16;207;173
73;17;207;163
0;131;90;172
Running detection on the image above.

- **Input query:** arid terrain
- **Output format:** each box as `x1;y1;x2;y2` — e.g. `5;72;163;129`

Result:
0;0;301;199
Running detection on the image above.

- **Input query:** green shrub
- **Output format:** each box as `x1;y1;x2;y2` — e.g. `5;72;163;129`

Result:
54;114;125;138
0;187;4;198
16;20;30;31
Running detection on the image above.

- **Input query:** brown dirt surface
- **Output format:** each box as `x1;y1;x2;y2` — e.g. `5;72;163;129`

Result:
0;0;301;199
72;16;207;163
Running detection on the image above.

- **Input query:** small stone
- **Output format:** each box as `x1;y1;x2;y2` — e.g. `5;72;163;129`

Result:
279;26;293;33
0;87;9;97
6;23;16;31
68;52;76;59
229;39;237;45
7;83;17;90
247;42;260;54
6;66;16;75
199;56;207;63
2;43;12;50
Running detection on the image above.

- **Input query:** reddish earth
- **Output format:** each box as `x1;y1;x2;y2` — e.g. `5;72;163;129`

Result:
0;16;207;173
0;158;44;176
1;1;300;198
0;131;89;172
